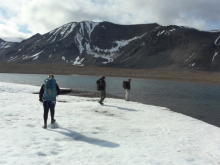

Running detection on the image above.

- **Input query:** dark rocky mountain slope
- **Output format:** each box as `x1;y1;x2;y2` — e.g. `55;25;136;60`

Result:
0;21;220;71
0;38;17;51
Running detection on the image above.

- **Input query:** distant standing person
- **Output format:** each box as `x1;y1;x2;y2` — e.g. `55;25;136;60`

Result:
39;74;60;129
96;76;106;105
123;79;131;101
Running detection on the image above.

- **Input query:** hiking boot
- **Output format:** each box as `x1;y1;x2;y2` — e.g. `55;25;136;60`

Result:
98;101;103;105
42;124;47;129
51;119;56;124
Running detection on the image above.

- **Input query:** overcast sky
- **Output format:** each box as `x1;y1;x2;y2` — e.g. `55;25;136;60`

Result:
0;0;220;42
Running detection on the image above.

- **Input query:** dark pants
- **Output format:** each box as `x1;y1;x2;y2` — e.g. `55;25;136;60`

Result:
43;100;56;124
99;90;106;103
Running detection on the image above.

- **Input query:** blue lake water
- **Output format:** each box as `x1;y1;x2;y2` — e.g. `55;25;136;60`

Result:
1;73;220;127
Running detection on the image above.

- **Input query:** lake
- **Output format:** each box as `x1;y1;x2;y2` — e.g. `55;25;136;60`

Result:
1;73;220;127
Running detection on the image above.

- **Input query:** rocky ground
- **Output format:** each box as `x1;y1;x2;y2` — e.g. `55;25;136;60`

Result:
1;63;220;85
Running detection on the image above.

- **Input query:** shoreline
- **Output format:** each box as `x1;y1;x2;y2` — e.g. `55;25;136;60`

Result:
0;63;220;85
33;89;122;100
5;79;220;128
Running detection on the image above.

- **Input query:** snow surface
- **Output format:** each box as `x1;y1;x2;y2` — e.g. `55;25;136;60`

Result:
1;82;220;165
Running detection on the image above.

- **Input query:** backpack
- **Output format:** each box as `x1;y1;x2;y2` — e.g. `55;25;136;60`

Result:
43;78;57;101
96;79;103;91
122;81;127;89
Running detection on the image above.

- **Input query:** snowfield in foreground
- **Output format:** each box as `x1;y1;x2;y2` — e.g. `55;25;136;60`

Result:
0;82;220;165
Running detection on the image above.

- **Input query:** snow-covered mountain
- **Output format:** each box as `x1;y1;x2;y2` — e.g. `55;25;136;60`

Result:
0;38;17;50
1;21;220;71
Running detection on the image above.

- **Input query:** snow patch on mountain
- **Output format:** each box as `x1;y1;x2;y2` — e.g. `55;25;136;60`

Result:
61;23;77;40
85;44;114;63
47;26;63;43
214;36;220;46
60;24;71;36
73;56;84;66
47;22;78;43
93;32;147;55
34;39;41;43
32;51;44;60
140;42;145;46
7;56;17;62
75;33;84;54
84;32;147;64
157;30;165;36
120;56;131;63
74;21;99;54
51;36;57;43
22;50;44;60
33;56;38;60
185;53;195;62
0;41;13;50
212;51;218;62
84;21;99;38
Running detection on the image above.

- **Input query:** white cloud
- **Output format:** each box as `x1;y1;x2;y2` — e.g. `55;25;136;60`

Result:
0;0;220;42
0;19;32;42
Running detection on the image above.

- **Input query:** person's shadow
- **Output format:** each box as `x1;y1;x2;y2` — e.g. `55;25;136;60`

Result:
104;105;139;112
48;127;120;148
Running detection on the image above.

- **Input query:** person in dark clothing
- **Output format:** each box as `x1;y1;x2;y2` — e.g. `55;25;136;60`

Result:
39;74;60;129
98;76;106;105
125;79;131;101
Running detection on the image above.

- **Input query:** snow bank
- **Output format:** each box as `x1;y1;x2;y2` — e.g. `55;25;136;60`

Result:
0;82;220;165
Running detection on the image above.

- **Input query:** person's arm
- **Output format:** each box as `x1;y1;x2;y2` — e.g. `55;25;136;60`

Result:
39;84;44;101
56;83;60;95
128;82;130;90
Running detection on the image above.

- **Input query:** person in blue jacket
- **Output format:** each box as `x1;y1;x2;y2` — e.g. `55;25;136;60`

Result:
39;74;60;129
